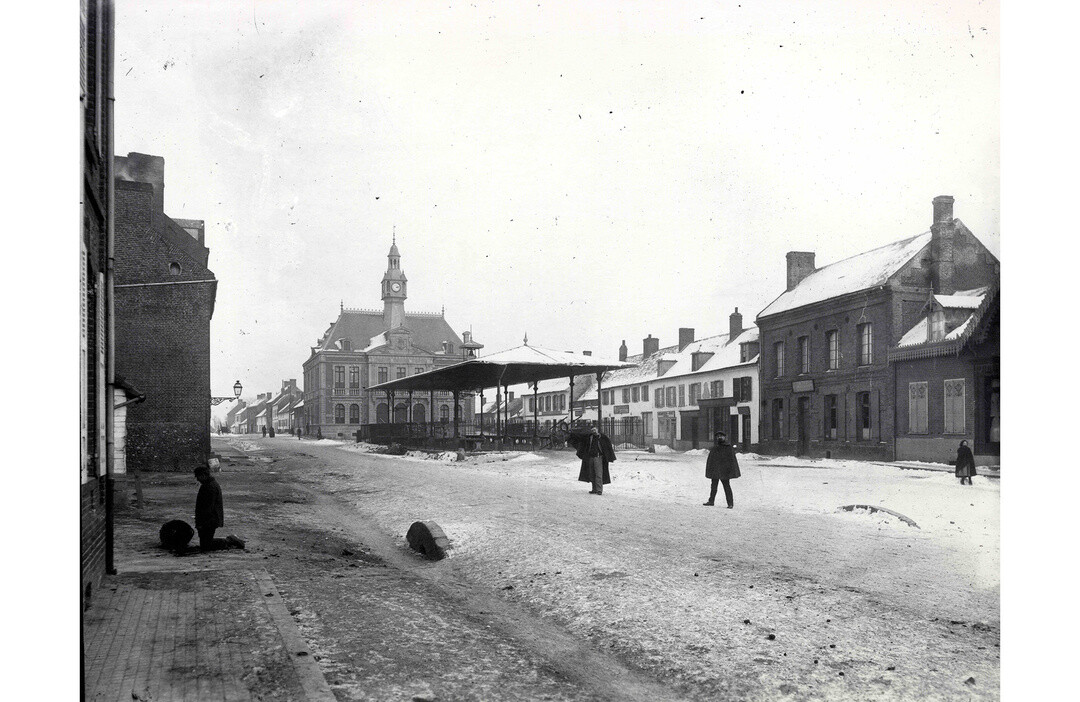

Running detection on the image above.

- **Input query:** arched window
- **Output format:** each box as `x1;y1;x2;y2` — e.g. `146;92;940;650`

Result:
413;403;426;424
394;403;408;423
349;404;360;424
440;404;450;424
376;403;389;423
169;261;182;275
334;404;345;424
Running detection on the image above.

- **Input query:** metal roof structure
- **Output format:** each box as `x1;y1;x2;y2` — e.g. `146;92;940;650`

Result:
369;344;632;393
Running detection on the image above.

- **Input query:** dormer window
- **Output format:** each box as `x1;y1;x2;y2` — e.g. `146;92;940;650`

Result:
169;262;182;275
340;339;352;351
929;309;946;342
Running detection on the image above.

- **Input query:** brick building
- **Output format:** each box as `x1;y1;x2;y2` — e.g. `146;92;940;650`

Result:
113;152;218;471
755;196;999;460
81;0;115;611
890;286;999;464
302;240;480;438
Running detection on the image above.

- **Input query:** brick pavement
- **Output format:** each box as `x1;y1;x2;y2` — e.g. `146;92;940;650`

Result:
83;567;335;702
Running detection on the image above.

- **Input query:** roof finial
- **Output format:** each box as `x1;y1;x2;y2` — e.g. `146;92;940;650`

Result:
441;305;445;317
392;225;396;244
523;332;529;345
340;299;344;312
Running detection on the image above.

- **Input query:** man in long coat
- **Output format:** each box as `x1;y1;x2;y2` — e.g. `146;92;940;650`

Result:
704;430;741;508
570;424;616;495
194;466;244;551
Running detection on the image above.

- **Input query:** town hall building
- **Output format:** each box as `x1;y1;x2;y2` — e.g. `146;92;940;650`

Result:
301;240;482;439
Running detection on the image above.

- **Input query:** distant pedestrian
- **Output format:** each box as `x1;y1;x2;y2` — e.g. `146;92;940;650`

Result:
570;423;616;495
955;440;977;485
194;466;244;551
261;425;267;437
704;431;741;508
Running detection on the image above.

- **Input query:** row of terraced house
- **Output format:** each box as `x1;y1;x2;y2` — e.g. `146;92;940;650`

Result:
500;196;999;465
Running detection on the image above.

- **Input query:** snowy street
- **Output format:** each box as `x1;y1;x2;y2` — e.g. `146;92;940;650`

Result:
223;436;999;701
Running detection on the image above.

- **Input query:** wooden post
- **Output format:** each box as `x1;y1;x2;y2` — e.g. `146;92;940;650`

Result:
533;382;539;447
568;374;575;425
479;390;485;438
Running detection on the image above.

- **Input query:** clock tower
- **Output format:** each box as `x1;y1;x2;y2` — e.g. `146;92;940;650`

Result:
381;237;408;329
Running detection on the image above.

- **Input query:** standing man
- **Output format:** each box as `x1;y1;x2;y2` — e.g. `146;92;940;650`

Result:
194;466;244;551
572;423;616;495
704;430;741;508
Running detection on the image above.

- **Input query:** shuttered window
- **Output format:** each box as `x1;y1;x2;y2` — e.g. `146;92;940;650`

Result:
908;382;928;434
944;379;966;434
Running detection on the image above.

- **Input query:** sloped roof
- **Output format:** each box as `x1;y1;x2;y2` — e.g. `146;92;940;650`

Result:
320;309;462;355
897;286;991;348
371;344;631;392
758;231;933;318
891;285;997;360
576;328;760;401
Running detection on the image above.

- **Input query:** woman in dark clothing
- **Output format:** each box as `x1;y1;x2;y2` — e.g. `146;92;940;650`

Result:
955;440;977;485
704;431;741;507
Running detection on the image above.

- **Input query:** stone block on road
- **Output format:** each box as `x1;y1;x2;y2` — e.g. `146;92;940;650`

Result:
407;521;450;560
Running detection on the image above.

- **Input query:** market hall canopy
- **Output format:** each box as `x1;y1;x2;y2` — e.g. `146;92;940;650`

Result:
369;344;633;394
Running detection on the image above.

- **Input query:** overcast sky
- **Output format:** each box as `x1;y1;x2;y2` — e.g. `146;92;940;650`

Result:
113;0;999;400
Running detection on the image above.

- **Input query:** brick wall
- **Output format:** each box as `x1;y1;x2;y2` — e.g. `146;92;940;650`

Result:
81;479;106;610
116;283;213;471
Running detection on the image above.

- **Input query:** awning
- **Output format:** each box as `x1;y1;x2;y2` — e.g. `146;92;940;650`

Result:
370;344;632;393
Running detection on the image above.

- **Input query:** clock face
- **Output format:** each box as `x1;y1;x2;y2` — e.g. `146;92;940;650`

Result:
391;282;401;292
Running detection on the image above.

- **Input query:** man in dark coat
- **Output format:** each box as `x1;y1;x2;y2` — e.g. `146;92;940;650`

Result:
955;440;977;485
570;424;616;495
704;431;741;508
194;466;244;551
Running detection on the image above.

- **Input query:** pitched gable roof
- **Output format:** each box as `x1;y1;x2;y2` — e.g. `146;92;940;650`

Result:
758;232;932;319
319;309;462;355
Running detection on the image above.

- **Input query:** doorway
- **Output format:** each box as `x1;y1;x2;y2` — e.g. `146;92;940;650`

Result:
797;396;810;456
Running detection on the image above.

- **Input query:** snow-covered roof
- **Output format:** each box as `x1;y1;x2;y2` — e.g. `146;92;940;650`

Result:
292;399;304;409
933;287;989;310
896;286;991;348
576;328;759;401
758;232;932;318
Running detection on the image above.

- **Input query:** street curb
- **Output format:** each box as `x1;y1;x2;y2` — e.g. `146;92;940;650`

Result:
250;569;337;702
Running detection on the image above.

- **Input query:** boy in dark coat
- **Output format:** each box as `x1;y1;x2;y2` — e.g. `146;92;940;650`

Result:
955;440;977;485
194;466;244;551
704;431;741;508
569;424;616;495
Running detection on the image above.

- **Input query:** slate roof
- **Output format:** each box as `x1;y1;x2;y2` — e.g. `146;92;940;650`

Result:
575;328;759;401
758;231;934;318
319;310;462;355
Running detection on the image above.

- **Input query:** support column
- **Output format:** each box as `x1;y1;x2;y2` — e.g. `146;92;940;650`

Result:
479;390;485;438
568;375;575;425
453;390;461;440
496;385;502;443
596;372;603;428
533;383;539;447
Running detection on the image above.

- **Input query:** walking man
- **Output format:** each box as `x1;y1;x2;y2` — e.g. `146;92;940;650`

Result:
573;423;616;495
704;430;740;508
194;465;244;551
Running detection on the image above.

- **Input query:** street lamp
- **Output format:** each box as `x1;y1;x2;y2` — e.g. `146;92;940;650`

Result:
233;380;243;399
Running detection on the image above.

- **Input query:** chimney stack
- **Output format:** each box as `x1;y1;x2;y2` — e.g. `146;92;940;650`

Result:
729;307;743;338
931;195;957;294
618;340;628;362
678;328;695;352
643;334;659;358
786;252;816;291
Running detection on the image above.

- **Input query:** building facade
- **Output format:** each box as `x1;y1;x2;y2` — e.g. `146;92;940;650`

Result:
302;241;479;439
81;0;115;611
574;310;761;451
890;286;999;464
755;196;999;460
113;152;218;471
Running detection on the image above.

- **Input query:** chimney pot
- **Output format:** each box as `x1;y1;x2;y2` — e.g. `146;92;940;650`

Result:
643;334;660;358
729;308;744;338
933;195;954;225
618;340;628;362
